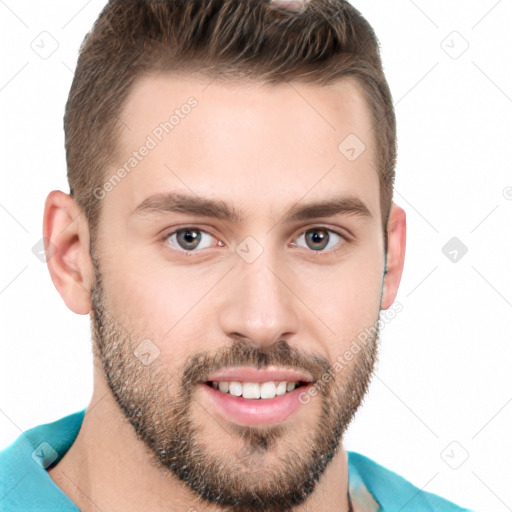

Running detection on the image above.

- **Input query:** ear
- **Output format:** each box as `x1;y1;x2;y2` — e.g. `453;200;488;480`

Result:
380;202;406;310
43;190;95;315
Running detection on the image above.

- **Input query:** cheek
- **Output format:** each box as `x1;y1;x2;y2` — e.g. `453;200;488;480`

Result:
99;255;221;361
292;259;383;366
300;259;383;326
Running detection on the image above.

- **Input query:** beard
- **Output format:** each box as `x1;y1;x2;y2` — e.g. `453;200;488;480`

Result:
89;257;380;512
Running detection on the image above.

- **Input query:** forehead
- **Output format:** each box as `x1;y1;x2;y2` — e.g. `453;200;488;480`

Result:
108;73;380;223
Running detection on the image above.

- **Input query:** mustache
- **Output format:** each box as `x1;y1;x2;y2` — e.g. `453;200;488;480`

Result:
181;338;332;389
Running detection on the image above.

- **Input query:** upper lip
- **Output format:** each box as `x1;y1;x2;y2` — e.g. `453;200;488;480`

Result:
205;366;315;383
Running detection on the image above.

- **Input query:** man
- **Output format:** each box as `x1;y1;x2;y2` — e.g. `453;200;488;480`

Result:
0;1;473;511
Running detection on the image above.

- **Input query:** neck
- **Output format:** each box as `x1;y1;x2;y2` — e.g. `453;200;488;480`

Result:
48;369;351;512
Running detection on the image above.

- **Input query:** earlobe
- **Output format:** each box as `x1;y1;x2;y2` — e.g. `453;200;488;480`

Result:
43;190;95;315
380;202;406;310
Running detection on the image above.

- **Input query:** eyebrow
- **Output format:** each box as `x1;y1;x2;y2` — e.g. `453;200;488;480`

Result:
132;192;372;223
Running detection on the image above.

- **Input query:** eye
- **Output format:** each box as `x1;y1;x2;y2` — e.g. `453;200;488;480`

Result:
162;226;348;256
291;227;347;253
164;227;223;253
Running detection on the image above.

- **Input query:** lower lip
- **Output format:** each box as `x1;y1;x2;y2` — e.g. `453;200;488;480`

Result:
200;383;312;426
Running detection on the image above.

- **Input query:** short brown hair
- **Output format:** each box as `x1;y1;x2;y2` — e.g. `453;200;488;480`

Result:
65;0;396;249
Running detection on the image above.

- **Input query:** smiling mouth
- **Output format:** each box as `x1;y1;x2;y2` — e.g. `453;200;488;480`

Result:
205;380;309;400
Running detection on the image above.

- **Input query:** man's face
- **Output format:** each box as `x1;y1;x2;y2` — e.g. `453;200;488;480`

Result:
90;75;385;510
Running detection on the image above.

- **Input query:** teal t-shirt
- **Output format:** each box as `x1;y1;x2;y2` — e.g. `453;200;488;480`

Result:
0;409;473;511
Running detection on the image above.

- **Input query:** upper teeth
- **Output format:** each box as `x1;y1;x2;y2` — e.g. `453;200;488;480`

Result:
212;381;299;399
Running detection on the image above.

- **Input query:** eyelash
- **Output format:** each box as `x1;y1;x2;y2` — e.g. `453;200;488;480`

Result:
160;226;350;257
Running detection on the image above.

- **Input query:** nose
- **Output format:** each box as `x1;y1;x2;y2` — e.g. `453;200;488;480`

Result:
217;249;301;350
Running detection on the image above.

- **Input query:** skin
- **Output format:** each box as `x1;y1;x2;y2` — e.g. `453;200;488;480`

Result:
44;74;406;512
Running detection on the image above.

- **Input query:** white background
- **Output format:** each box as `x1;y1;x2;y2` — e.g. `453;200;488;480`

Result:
1;1;511;511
